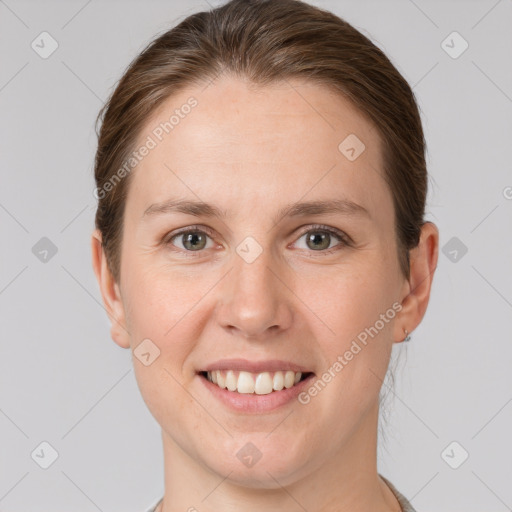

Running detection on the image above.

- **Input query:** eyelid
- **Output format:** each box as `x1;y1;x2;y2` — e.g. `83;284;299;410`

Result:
163;224;216;242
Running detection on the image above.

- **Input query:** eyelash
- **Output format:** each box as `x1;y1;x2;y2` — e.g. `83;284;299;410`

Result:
162;224;352;258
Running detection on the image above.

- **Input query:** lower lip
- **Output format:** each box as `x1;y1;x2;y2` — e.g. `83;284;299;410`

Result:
197;372;315;413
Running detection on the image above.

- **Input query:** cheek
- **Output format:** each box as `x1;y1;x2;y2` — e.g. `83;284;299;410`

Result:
124;260;204;337
304;260;395;331
124;266;206;426
301;258;397;389
121;263;194;371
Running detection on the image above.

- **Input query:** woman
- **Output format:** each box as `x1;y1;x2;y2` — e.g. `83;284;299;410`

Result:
91;0;439;510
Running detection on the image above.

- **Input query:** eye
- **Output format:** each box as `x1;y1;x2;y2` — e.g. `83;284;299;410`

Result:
294;224;351;253
165;227;215;253
163;224;351;257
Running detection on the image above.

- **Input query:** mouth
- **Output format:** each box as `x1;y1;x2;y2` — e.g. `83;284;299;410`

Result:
198;369;315;395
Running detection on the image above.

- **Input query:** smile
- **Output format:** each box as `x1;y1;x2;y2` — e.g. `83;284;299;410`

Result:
200;370;313;395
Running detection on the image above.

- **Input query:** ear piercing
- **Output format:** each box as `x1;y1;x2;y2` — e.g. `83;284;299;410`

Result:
403;328;411;342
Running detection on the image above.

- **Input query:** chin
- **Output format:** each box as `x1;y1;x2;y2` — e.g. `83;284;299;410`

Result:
201;435;308;489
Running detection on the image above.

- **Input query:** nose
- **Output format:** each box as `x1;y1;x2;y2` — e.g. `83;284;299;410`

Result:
215;245;294;339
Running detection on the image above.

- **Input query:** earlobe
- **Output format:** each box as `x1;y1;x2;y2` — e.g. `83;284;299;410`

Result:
393;221;439;343
91;229;131;349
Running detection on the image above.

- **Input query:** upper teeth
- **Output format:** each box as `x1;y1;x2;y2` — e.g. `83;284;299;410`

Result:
206;370;303;395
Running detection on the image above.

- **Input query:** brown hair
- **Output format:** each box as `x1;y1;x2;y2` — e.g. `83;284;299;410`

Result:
94;0;427;284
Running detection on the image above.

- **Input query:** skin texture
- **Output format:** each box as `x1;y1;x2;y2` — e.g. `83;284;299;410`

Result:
92;76;438;512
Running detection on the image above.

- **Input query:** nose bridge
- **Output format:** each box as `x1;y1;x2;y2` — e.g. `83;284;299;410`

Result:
217;239;293;337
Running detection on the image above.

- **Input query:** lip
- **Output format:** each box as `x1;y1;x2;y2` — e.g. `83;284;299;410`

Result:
197;371;316;413
199;358;313;374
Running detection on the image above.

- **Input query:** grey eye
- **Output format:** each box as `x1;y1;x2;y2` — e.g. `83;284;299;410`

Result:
295;229;341;251
304;231;332;250
172;231;213;251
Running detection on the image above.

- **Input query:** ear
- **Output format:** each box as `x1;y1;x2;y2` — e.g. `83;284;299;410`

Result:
393;221;439;343
91;229;131;349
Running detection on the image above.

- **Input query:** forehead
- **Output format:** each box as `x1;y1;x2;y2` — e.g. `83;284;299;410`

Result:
126;75;389;219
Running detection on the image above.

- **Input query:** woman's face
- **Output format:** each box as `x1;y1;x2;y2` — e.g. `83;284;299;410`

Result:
103;76;411;485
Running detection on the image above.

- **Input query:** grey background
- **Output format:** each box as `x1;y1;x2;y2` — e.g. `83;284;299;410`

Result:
1;0;511;510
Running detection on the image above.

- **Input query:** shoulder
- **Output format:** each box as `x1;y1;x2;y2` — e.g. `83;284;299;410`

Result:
144;497;163;512
379;474;417;512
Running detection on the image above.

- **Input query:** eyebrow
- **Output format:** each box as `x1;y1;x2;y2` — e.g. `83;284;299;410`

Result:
142;197;371;223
